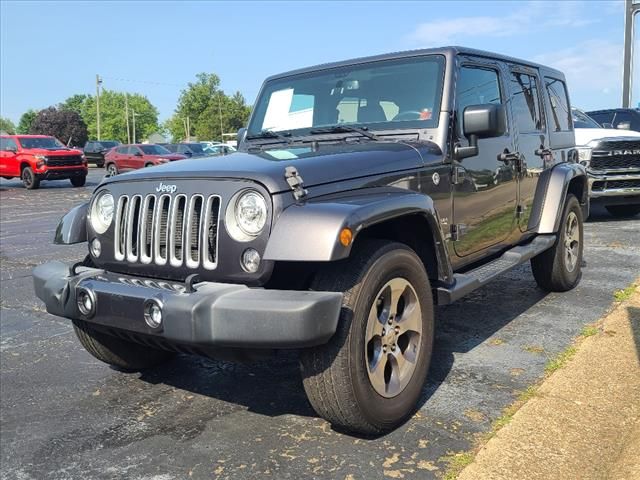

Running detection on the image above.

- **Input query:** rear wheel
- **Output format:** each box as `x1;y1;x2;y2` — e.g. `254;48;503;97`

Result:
70;176;86;187
531;194;583;291
72;319;174;371
106;163;118;177
605;205;640;218
300;240;434;434
21;166;40;190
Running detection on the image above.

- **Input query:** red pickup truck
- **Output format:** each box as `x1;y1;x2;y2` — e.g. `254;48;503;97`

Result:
0;135;88;189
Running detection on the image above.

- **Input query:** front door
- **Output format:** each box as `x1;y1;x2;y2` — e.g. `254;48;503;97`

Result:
506;68;548;232
452;62;518;258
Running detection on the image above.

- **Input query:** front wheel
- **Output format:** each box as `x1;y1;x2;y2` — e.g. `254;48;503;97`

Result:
21;167;40;190
531;194;583;291
300;240;434;435
605;204;640;218
70;176;86;187
72;319;174;371
105;163;118;177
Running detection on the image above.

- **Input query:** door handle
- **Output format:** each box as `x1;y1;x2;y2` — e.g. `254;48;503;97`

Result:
498;150;521;163
535;145;552;158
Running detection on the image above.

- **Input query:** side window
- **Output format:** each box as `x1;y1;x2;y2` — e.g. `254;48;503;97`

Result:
586;112;610;126
128;146;140;155
544;77;571;132
510;72;543;132
1;138;18;151
456;66;502;134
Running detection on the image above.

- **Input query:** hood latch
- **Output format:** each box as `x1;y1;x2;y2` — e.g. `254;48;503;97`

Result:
284;166;308;201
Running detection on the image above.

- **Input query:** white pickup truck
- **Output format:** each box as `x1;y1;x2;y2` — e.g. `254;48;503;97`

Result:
572;108;640;217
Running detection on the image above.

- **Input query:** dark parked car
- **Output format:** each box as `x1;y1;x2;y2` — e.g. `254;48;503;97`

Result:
34;46;588;435
83;140;121;167
163;143;211;158
586;108;640;132
103;144;187;176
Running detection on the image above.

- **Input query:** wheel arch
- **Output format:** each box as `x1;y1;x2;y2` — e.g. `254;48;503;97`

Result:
530;162;589;234
263;191;453;285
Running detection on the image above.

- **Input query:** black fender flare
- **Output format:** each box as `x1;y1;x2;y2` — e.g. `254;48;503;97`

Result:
54;202;88;244
529;162;588;234
263;190;453;281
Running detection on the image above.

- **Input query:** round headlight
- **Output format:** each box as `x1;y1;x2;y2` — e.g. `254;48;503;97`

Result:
91;191;114;234
235;190;267;236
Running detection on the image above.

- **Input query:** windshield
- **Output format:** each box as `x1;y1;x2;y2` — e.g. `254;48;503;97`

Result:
140;144;171;155
184;143;205;154
572;109;601;129
248;55;445;136
99;141;119;148
18;137;66;150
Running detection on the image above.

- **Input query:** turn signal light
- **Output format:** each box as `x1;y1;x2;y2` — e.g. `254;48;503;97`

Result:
339;228;353;247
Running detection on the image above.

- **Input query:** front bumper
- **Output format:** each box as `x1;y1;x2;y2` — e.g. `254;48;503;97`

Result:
33;261;342;348
37;167;87;180
588;171;640;200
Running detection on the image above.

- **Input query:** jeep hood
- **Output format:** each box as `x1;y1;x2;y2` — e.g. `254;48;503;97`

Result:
101;141;441;193
574;128;640;146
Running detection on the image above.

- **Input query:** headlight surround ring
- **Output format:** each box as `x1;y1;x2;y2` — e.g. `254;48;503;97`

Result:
225;189;268;242
90;191;114;234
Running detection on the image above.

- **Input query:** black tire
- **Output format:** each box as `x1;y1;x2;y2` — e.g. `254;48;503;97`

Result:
300;240;434;435
531;194;583;292
70;176;86;187
106;163;118;177
21;166;40;190
96;162;105;168
605;204;640;218
144;163;153;168
72;319;174;371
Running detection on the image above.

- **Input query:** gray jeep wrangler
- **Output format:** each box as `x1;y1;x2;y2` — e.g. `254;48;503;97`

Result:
33;47;588;435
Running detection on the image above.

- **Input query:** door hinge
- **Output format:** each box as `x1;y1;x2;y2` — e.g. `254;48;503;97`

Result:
450;224;466;241
452;166;465;185
284;166;308;201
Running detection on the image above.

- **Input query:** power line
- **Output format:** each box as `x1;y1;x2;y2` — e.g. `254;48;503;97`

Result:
100;75;185;88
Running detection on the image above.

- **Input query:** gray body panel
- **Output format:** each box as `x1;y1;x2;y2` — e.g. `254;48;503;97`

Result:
54;203;88;245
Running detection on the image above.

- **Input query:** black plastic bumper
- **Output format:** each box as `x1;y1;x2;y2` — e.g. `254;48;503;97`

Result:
39;169;87;180
33;261;342;348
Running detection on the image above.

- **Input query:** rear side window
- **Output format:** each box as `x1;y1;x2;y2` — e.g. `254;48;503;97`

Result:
510;72;543;133
1;138;18;151
544;77;572;132
456;66;502;134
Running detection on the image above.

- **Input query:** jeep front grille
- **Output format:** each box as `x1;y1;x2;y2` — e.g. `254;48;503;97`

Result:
114;194;220;270
590;139;640;171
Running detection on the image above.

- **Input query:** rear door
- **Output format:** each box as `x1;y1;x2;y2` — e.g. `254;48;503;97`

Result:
506;67;548;232
0;137;20;177
452;60;518;258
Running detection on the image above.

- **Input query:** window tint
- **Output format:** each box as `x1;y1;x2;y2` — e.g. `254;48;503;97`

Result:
456;66;502;134
1;138;18;151
544;77;571;132
587;112;613;125
510;72;543;132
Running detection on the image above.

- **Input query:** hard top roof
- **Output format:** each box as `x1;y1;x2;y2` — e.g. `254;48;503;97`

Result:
265;46;564;82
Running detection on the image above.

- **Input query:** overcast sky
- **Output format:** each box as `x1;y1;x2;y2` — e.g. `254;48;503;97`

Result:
0;0;636;123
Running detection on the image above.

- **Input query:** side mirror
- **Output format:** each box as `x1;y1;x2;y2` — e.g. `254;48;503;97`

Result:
455;104;507;160
616;122;631;130
237;127;247;150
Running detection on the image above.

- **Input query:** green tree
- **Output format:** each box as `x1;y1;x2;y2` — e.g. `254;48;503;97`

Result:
167;73;251;142
17;109;38;134
0;116;16;134
60;94;90;115
76;90;160;143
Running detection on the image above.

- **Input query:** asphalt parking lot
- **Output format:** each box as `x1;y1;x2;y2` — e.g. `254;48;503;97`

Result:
1;168;639;480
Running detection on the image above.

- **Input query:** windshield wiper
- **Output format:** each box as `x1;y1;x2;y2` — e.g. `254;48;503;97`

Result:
246;130;292;142
309;125;379;141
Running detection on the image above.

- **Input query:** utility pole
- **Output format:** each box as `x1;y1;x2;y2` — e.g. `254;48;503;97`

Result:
217;92;224;141
132;109;137;144
125;94;131;144
622;0;640;107
96;74;103;140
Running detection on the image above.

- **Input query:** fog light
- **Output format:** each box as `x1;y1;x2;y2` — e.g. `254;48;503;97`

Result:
144;300;163;329
90;238;101;257
241;248;261;273
76;288;96;317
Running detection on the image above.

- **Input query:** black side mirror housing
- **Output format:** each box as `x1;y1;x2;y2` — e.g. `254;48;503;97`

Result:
455;104;507;160
237;127;247;150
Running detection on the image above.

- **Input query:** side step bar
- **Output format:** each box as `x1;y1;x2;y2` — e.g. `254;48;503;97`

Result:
437;234;556;305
